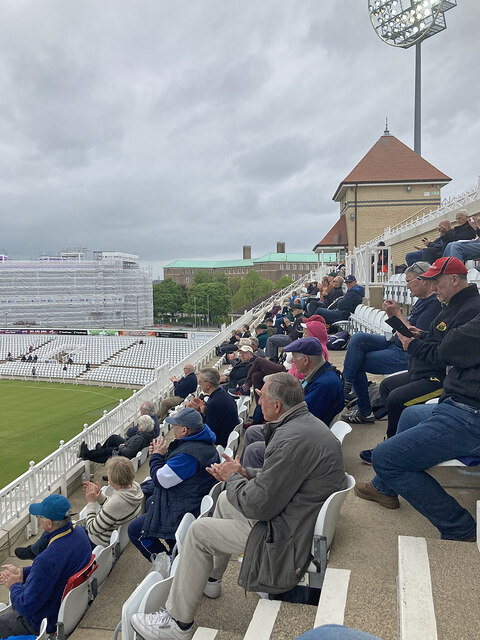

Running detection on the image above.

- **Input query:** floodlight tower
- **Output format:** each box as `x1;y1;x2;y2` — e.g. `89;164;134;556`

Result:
368;0;456;156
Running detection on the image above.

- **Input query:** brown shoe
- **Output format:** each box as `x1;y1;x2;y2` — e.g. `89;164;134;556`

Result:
354;481;400;509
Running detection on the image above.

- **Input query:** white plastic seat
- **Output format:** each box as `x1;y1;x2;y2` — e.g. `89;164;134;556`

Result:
226;431;240;456
92;529;119;590
133;574;175;640
199;495;214;518
115;522;131;557
330;421;352;445
56;576;92;640
120;571;166;640
36;617;48;639
313;473;355;552
171;512;196;561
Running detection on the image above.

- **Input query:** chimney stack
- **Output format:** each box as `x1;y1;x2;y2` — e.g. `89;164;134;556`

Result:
276;241;286;254
242;245;252;260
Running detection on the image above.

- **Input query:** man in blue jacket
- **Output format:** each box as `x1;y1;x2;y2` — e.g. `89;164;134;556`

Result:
128;408;219;560
315;275;364;326
242;337;344;468
157;364;198;423
0;494;92;637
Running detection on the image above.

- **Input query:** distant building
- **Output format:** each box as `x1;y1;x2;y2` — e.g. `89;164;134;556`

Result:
164;242;335;287
0;250;153;328
314;128;451;254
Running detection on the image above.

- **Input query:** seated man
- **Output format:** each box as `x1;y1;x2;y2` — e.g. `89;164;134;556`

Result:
220;345;256;390
265;302;304;361
126;401;160;438
15;457;143;559
443;214;480;262
128;408;219;560
0;494;92;638
157;365;198;423
78;415;155;463
253;323;269;349
131;373;346;640
405;219;451;266
358;256;480;461
314;275;364;326
354;310;480;542
242;337;345;468
342;262;441;424
187;367;238;447
306;275;344;316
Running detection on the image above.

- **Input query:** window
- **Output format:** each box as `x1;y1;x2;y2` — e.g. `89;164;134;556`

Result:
185;277;190;283
280;264;284;270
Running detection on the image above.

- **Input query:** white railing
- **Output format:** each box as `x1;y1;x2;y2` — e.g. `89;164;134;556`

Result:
1;284;311;529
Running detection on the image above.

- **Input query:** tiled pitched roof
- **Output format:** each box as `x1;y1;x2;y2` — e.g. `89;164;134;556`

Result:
312;216;348;251
332;133;451;200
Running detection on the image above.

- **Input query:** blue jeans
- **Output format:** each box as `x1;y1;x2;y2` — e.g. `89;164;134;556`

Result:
265;334;292;359
443;239;480;260
296;625;383;640
316;308;349;325
128;498;174;561
342;333;409;413
405;250;424;266
371;399;480;540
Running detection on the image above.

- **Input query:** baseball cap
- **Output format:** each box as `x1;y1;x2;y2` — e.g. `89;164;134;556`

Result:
29;494;71;520
418;256;468;279
344;275;356;283
165;407;204;429
239;345;254;353
283;337;324;356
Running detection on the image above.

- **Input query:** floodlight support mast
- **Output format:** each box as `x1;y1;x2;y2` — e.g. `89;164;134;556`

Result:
414;42;421;156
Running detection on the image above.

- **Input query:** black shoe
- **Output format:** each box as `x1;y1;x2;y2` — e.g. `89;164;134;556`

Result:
95;443;102;450
77;441;88;459
359;449;373;465
341;408;375;424
15;545;36;560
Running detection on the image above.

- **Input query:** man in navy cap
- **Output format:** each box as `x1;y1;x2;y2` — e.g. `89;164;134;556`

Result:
0;494;92;638
242;337;344;468
128;408;219;560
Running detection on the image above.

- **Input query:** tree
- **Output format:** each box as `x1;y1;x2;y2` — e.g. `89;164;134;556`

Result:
228;276;242;297
193;270;216;285
231;271;275;310
184;282;231;323
153;279;187;319
275;275;293;289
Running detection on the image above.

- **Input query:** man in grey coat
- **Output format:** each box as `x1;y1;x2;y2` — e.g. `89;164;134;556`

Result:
131;372;346;640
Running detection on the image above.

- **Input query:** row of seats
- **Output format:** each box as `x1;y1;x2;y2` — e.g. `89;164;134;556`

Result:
0;362;86;378
348;304;391;336
82;366;155;386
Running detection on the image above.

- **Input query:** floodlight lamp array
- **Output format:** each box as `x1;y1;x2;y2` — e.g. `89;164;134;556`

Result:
368;0;456;48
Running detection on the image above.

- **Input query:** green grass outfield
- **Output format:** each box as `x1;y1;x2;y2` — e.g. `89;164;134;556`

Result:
0;380;134;489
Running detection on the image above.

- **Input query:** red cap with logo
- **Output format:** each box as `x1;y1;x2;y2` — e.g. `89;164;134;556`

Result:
418;256;468;279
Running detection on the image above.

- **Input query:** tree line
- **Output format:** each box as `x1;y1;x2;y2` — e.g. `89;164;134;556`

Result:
153;270;294;324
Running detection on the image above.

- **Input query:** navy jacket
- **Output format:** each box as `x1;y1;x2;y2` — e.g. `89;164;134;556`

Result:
142;426;219;539
336;285;364;315
204;386;239;447
174;372;198;398
392;294;441;348
10;524;91;634
304;363;345;427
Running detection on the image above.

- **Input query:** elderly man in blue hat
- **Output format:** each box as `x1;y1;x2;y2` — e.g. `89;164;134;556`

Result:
128;408;219;560
242;337;345;468
0;494;92;638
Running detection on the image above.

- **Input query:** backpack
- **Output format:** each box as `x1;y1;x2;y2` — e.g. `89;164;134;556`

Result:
326;330;350;351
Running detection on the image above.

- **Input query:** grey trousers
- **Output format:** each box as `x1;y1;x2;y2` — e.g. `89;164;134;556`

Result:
165;491;256;623
0;609;37;638
241;424;266;469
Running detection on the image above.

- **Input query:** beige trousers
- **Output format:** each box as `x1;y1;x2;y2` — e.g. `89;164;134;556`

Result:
165;491;256;623
157;396;184;422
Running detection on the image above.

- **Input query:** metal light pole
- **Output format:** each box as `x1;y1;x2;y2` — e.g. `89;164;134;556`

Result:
193;297;197;329
368;0;456;155
206;295;210;327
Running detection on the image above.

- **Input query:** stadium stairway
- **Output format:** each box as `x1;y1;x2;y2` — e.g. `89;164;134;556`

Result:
2;351;479;639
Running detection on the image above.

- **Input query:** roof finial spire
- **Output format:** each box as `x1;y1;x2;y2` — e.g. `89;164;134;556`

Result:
384;118;390;135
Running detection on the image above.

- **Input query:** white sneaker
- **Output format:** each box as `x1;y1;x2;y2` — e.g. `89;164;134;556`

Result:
203;578;222;599
131;610;193;640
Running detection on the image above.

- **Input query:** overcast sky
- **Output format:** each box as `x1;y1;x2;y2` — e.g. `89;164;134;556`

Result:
1;1;479;280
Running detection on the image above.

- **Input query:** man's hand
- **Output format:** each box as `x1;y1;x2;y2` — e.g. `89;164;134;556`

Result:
207;454;247;481
186;397;206;414
152;436;168;456
219;374;228;383
422;237;430;246
0;565;23;588
84;480;101;503
170;376;179;383
468;217;479;230
283;318;291;326
382;299;401;318
396;331;414;350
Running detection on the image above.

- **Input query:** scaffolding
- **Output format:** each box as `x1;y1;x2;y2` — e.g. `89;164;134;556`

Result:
0;255;153;328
